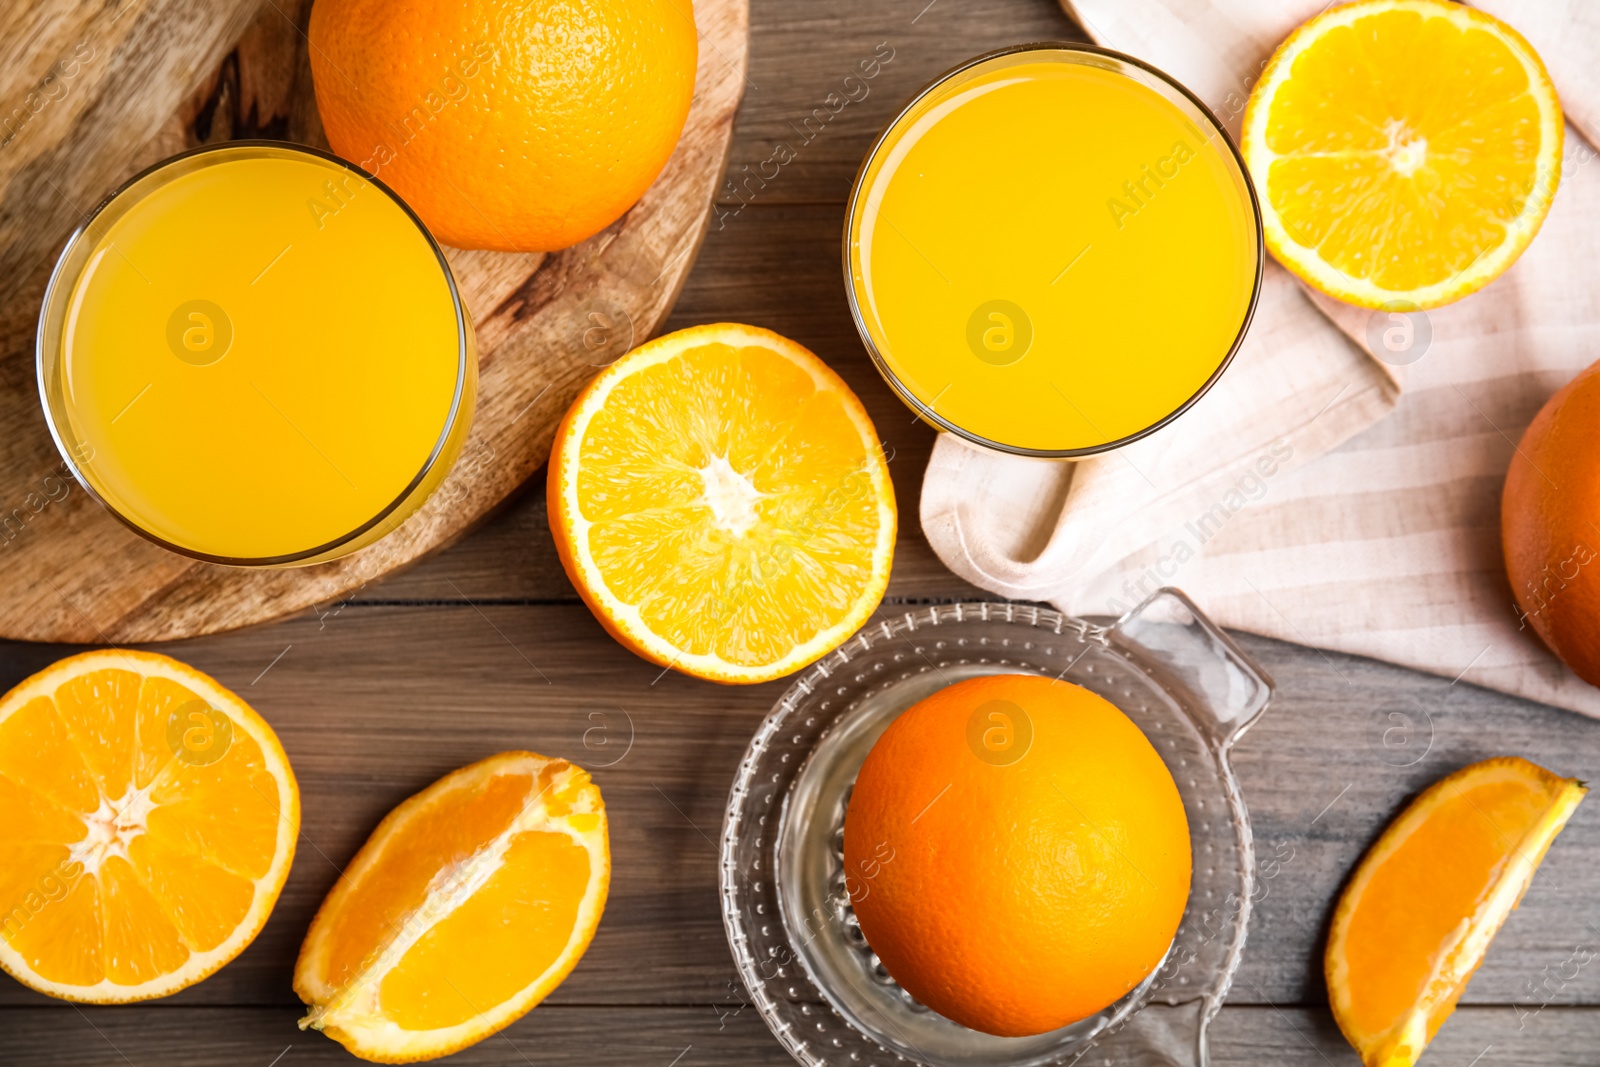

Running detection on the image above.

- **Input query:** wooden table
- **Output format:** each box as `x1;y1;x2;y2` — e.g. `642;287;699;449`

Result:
5;1;1599;1063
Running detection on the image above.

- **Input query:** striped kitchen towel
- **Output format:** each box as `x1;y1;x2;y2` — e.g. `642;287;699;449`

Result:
920;0;1600;715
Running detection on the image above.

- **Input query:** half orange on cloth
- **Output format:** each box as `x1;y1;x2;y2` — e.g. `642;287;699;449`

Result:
1243;0;1563;309
0;650;298;1002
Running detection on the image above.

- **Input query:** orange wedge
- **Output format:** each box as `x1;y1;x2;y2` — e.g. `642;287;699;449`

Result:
0;649;298;1002
1326;756;1585;1066
295;751;608;1063
1241;0;1563;309
548;323;896;684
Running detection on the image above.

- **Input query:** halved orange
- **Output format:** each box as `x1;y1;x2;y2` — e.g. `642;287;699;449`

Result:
0;649;298;1002
1326;756;1585;1066
548;323;896;684
295;751;608;1063
1241;0;1563;309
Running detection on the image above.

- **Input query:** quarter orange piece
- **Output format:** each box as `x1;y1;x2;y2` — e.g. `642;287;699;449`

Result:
295;751;608;1063
309;0;698;251
0;649;298;1002
843;674;1191;1037
1241;0;1563;309
548;323;896;684
1327;757;1585;1066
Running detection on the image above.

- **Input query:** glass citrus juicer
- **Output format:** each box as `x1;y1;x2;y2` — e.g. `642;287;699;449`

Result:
721;590;1272;1067
36;141;476;567
845;44;1263;457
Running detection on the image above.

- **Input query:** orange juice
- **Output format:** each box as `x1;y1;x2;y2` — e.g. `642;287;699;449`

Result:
847;47;1261;455
37;143;475;565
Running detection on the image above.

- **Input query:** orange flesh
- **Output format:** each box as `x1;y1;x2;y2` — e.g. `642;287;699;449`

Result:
318;770;535;991
1341;777;1553;1035
1244;0;1563;309
1328;757;1584;1066
0;666;282;990
579;343;883;665
1264;11;1543;291
378;829;590;1029
296;753;608;1052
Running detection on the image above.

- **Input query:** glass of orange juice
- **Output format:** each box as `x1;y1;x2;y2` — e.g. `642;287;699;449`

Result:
846;44;1262;457
37;141;476;566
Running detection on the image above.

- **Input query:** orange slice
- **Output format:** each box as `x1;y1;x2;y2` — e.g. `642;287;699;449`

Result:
1241;0;1563;309
0;649;298;1002
1326;756;1585;1066
295;751;608;1063
548;322;896;684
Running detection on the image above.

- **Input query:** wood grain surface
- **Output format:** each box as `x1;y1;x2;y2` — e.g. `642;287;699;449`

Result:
0;0;747;643
4;1;1600;1065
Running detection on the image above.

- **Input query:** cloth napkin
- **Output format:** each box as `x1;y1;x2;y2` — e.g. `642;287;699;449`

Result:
920;0;1600;717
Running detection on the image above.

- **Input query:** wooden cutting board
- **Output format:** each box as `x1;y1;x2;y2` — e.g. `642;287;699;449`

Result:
0;0;747;643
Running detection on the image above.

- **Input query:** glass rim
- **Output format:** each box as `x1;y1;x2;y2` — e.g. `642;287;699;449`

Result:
842;41;1266;460
35;139;474;568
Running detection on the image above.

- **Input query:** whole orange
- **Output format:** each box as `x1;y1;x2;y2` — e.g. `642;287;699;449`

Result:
1503;362;1600;685
842;674;1191;1038
308;0;698;252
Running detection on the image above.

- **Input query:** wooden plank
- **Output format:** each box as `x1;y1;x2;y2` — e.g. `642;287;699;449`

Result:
1;1004;1596;1065
0;1005;791;1065
2;609;1598;1012
1208;1005;1600;1066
